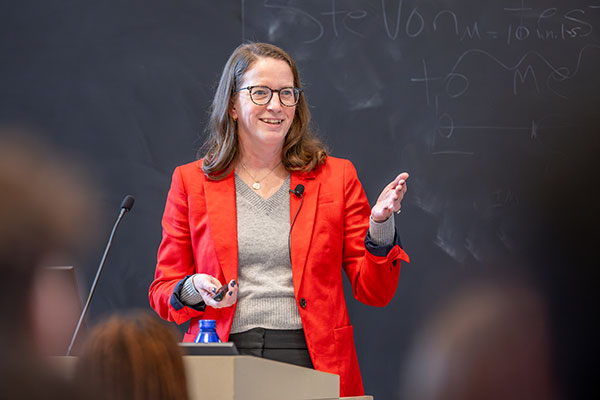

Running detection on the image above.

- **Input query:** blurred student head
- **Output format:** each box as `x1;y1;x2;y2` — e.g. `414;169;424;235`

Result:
75;311;189;400
0;129;94;398
0;130;93;345
400;280;557;400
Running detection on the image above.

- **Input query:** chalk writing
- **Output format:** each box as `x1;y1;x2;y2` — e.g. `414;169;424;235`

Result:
245;0;599;156
254;0;595;42
411;45;600;103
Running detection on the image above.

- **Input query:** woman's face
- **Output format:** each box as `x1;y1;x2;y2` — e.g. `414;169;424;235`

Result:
230;57;296;153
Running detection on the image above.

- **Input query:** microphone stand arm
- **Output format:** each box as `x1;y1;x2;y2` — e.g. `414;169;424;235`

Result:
66;207;127;356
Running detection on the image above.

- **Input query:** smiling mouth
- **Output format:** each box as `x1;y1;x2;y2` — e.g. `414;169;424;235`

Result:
260;118;283;125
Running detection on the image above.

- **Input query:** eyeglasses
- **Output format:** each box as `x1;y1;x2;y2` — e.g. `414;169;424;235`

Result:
234;86;302;107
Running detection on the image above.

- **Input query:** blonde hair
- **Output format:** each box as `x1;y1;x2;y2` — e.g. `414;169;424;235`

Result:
200;42;327;179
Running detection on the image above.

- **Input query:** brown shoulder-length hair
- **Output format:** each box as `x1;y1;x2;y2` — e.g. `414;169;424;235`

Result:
200;42;327;179
74;311;189;400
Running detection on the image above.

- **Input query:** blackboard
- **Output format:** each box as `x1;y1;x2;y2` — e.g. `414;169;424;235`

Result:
1;1;598;398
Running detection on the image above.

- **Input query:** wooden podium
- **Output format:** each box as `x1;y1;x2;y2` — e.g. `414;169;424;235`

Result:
53;355;373;399
184;355;338;399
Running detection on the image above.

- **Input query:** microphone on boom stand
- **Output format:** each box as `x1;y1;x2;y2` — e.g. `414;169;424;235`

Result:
66;195;135;356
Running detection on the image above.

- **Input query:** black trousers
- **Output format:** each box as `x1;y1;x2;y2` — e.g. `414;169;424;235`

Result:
229;328;314;369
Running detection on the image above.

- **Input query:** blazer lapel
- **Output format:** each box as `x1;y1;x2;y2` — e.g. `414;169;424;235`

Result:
290;170;320;294
203;170;238;283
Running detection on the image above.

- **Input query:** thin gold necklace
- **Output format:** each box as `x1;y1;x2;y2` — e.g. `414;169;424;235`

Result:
239;161;282;190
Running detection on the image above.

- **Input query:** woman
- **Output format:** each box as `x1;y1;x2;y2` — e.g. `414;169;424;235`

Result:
149;42;409;397
75;312;189;400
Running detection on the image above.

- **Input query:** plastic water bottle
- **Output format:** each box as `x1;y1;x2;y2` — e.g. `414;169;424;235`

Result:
194;319;221;343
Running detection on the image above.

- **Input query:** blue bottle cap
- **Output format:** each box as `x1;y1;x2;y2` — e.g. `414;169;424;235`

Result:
198;319;217;329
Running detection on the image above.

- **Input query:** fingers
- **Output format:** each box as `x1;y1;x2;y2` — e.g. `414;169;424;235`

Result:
372;172;410;221
395;172;409;190
395;182;407;198
395;173;408;195
218;280;238;308
193;274;238;309
386;172;409;195
393;172;409;186
390;173;409;212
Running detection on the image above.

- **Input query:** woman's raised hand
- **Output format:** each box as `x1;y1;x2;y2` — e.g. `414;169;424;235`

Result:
371;172;409;223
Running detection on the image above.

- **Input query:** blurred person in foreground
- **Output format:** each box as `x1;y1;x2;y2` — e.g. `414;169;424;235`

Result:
74;311;189;400
399;280;557;400
0;130;94;399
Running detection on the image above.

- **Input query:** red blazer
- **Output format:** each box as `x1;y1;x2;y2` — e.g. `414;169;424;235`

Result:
149;156;409;397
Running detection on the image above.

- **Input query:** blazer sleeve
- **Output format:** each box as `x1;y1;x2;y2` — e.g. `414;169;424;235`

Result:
341;160;410;307
149;167;207;325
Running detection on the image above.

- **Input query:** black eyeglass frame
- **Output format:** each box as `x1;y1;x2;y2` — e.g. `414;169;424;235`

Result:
233;85;303;107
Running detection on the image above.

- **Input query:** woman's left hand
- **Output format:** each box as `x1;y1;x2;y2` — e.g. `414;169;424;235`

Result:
371;172;409;223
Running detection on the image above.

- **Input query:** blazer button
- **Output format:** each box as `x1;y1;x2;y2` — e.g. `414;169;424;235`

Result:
392;260;398;266
299;298;307;308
